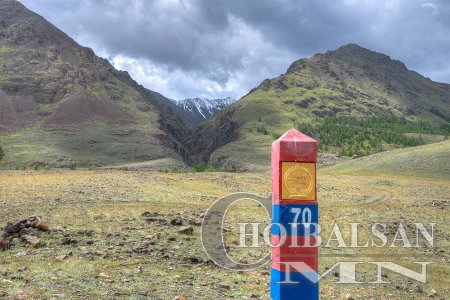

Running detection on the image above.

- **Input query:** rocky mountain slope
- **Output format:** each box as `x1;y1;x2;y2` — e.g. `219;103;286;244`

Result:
0;0;187;168
184;44;450;170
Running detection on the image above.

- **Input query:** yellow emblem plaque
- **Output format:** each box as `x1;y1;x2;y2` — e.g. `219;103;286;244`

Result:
281;162;316;200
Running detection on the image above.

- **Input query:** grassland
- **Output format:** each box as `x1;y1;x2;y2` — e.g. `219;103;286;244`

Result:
0;142;448;299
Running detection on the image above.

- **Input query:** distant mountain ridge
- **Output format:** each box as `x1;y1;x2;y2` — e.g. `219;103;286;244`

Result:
170;97;236;127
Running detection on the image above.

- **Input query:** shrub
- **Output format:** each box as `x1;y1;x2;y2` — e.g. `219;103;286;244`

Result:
88;164;97;171
0;145;4;161
256;126;269;135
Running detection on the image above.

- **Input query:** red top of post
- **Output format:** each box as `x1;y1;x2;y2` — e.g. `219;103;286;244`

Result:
272;128;318;204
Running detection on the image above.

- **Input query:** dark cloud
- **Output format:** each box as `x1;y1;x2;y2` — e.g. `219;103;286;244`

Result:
20;0;450;98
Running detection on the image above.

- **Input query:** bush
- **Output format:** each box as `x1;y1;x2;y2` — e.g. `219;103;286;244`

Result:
190;163;228;172
0;145;4;161
256;126;269;135
88;164;97;171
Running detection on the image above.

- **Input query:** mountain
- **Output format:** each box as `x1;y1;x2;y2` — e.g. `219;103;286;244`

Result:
0;0;188;168
184;44;450;170
170;97;235;127
1;1;448;172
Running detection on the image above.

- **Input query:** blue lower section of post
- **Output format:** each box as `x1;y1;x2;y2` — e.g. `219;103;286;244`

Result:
270;268;319;300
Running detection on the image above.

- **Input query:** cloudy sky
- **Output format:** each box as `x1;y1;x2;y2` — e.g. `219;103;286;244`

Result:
21;0;450;100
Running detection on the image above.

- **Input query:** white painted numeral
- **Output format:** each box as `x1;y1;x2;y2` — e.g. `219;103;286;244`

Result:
290;207;312;223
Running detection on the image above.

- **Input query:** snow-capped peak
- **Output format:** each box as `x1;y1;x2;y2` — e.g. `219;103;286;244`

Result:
174;97;236;122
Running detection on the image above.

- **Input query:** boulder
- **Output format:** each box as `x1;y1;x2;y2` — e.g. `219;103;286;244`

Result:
178;226;194;235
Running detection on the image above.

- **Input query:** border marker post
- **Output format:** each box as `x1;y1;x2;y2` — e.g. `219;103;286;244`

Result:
270;128;319;299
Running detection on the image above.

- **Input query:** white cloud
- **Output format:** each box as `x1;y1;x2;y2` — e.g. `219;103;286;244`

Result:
104;16;296;99
20;0;450;99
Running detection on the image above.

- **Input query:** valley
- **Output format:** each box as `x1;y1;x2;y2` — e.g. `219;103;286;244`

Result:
0;142;448;299
0;1;449;170
0;2;449;299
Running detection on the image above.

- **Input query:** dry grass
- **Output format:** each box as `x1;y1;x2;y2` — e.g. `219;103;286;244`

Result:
0;167;448;299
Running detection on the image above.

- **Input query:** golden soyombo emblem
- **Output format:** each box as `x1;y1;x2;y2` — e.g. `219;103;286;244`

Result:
281;162;316;200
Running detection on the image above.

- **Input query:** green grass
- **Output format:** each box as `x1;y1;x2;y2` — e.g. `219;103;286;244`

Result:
189;163;229;172
0;121;180;169
0;144;4;161
323;140;450;179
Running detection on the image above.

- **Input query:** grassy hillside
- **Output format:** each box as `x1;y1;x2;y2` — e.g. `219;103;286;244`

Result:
0;0;186;169
187;44;450;170
322;140;450;179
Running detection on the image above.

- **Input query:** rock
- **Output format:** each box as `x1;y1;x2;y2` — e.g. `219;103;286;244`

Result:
80;247;90;256
171;217;183;226
194;220;202;226
94;250;105;256
61;234;77;245
21;235;40;246
16;290;30;300
219;284;231;290
172;296;186;300
3;222;18;238
0;238;12;251
98;272;110;279
141;238;155;247
36;221;49;232
188;256;201;264
142;212;159;218
345;294;355;300
178;226;194;235
29;216;42;228
19;227;37;236
55;255;67;262
1;279;13;284
18;266;27;272
53;226;65;232
85;239;95;245
427;288;437;297
77;229;94;237
14;251;27;257
3;216;48;240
